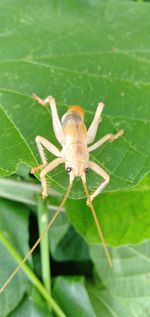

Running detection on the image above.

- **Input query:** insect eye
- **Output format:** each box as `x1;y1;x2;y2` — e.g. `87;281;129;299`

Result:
66;167;72;173
85;168;89;173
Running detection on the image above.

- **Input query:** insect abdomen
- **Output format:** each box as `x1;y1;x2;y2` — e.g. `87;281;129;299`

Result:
61;105;87;145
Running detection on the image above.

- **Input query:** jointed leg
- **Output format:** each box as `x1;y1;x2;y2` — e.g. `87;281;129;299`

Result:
88;129;124;152
31;136;61;173
40;158;64;198
87;102;104;144
32;94;64;145
87;161;110;204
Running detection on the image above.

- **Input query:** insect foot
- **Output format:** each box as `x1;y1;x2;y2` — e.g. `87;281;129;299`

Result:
42;190;48;199
32;93;43;105
87;195;93;206
32;94;47;107
32;94;56;108
97;102;104;113
110;129;124;142
31;164;45;174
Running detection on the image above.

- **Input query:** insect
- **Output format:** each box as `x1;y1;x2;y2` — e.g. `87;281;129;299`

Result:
0;95;124;293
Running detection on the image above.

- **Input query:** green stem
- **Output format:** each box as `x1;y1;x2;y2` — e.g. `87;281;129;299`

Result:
0;232;66;317
37;196;51;294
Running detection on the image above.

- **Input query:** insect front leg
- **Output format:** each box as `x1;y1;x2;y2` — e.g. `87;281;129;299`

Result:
87;102;104;144
31;136;61;173
87;161;110;205
40;157;64;198
88;129;124;152
32;94;64;145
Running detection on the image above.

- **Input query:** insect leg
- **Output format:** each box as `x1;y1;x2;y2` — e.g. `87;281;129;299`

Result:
82;178;112;267
31;136;61;173
87;161;110;204
88;129;124;152
32;94;64;145
87;102;104;144
40;158;64;198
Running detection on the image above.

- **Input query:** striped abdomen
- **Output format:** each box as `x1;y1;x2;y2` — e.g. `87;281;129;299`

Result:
61;106;87;143
61;106;89;172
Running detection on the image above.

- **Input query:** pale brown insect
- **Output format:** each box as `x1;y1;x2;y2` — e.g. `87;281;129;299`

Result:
0;95;124;293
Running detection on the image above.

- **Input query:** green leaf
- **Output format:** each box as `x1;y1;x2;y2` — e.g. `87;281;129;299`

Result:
50;225;90;262
86;285;132;317
89;240;150;317
66;173;150;245
53;241;150;317
0;0;150;197
53;276;96;317
53;275;130;317
0;199;30;317
9;294;54;317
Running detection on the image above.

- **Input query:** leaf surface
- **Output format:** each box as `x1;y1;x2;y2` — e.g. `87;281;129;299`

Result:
9;292;54;317
90;240;150;317
0;199;30;317
53;276;96;317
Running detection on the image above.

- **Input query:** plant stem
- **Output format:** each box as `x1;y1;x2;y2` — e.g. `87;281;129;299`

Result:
37;196;51;294
0;232;66;317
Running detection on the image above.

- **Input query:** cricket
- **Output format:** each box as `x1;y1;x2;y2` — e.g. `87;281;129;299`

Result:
0;94;124;293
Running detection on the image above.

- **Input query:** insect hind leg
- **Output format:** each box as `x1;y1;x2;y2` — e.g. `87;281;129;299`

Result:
31;136;61;174
87;161;110;204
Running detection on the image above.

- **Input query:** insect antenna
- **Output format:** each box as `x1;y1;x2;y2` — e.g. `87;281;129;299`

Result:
82;180;112;267
0;183;72;293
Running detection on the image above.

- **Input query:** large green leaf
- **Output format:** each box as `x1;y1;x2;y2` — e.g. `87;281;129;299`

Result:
0;0;150;197
49;208;90;261
86;285;132;317
9;293;54;317
0;199;30;317
53;276;96;317
89;240;150;317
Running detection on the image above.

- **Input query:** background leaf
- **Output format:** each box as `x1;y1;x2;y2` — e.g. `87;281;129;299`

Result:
9;292;54;317
0;199;30;317
49;217;90;261
53;276;96;317
89;240;150;317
